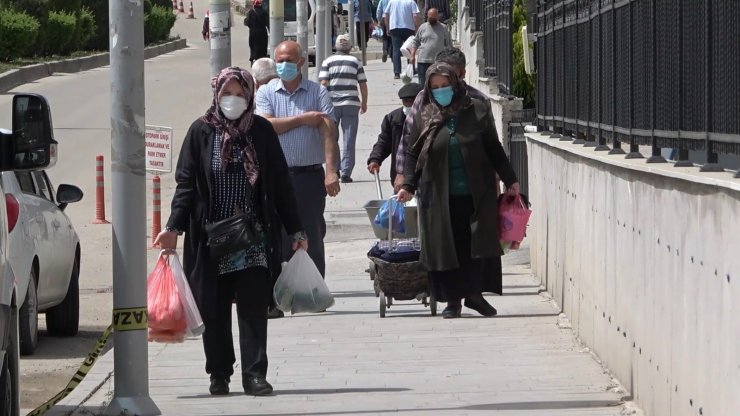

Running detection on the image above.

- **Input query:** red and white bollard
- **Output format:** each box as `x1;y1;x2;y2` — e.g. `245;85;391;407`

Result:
151;176;161;248
186;1;195;18
178;0;185;13
93;155;110;224
172;0;177;10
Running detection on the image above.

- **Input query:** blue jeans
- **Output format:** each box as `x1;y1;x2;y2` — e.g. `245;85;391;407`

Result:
334;105;360;178
390;28;415;76
417;62;432;85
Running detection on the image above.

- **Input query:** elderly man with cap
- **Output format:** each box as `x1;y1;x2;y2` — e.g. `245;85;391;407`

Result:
367;82;423;186
319;34;368;183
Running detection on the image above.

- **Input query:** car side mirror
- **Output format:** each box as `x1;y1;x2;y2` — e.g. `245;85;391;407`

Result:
1;94;58;172
57;184;83;211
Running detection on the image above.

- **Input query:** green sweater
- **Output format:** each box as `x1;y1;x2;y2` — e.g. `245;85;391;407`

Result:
447;118;470;195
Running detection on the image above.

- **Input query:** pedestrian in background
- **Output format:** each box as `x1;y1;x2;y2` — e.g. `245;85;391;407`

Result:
245;0;269;64
256;41;341;284
354;0;377;49
409;8;452;84
252;57;277;89
396;62;520;319
423;0;451;24
154;67;306;396
383;0;421;79
367;82;423;184
375;0;393;62
319;34;369;184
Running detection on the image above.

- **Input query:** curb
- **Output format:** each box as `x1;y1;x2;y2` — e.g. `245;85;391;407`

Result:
0;38;188;94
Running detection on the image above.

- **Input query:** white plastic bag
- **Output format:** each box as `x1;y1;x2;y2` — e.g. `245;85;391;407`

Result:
401;63;414;84
400;35;416;59
169;252;205;337
273;249;335;314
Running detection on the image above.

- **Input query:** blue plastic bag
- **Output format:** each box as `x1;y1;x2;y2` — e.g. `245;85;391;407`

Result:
374;197;406;234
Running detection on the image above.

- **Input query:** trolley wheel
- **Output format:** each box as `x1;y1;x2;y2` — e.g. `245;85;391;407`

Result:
430;293;437;316
373;279;380;297
379;290;386;318
368;261;376;280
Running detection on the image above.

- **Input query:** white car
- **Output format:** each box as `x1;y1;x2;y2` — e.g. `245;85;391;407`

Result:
2;170;82;355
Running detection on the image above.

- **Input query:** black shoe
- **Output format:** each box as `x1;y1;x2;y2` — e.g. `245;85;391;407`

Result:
382;52;388;62
340;175;353;183
442;304;462;319
464;296;498;317
243;376;273;396
209;377;230;395
394;74;400;79
267;307;284;319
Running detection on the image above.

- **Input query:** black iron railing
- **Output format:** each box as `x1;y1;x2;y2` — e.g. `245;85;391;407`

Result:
536;0;740;174
470;0;485;31
481;0;514;95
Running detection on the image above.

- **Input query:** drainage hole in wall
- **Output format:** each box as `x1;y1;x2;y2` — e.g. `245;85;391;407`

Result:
699;407;703;415
676;249;679;256
728;274;731;283
617;326;620;332
639;348;642;354
603;312;606;318
691;256;694;263
715;269;718;276
608;316;611;323
657;238;661;245
623;332;626;338
675;385;678;392
690;399;693;407
633;342;636;348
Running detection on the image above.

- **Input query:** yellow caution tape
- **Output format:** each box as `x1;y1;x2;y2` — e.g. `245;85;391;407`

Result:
112;306;148;331
26;324;114;416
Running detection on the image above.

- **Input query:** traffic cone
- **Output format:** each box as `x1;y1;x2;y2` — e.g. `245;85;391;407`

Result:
187;1;195;18
178;0;184;13
93;155;110;224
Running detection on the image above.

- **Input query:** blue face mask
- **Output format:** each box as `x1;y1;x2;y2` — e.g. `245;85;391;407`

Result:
431;86;454;107
276;62;299;81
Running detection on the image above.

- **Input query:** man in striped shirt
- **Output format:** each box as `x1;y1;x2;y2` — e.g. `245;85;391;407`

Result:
318;35;369;183
256;41;340;282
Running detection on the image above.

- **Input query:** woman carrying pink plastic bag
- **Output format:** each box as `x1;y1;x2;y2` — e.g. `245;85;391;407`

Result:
498;194;532;248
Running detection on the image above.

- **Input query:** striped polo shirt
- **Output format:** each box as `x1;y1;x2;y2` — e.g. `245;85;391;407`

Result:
318;54;367;107
255;77;335;167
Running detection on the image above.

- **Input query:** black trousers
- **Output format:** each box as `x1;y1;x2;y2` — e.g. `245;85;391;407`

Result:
282;168;327;277
428;195;486;303
249;30;268;63
356;22;371;49
202;267;270;380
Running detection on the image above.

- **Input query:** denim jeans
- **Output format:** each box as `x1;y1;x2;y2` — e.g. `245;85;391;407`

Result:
390;28;415;76
334;105;361;178
417;62;432;85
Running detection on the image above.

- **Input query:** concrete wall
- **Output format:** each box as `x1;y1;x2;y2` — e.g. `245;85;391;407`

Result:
526;132;740;416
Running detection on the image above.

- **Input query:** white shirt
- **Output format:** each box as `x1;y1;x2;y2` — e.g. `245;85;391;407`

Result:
383;0;419;31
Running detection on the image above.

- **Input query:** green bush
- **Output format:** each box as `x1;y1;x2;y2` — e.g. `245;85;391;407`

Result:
74;7;96;52
144;5;176;44
43;10;76;55
512;0;534;108
47;0;82;12
0;8;40;60
80;0;107;50
144;0;152;15
151;0;172;9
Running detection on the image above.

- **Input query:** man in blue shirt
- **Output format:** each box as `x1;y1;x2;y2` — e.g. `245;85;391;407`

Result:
256;41;340;285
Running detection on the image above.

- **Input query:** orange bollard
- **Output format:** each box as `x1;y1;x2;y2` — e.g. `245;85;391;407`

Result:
187;1;195;18
150;176;161;248
93;155;110;224
178;0;184;13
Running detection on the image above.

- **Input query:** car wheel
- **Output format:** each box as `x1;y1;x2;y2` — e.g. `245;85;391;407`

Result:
46;254;79;337
19;268;38;355
1;303;20;416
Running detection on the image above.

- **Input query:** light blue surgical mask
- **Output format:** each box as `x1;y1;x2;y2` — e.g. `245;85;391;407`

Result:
276;62;299;81
431;86;454;107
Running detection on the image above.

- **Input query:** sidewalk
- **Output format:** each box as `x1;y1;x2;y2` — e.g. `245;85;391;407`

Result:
46;20;638;414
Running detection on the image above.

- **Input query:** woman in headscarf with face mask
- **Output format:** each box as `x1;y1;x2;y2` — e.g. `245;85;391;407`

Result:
154;67;306;396
396;62;521;319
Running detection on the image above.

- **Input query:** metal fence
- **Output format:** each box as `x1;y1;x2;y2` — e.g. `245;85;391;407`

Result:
535;0;740;175
481;0;514;95
509;108;538;195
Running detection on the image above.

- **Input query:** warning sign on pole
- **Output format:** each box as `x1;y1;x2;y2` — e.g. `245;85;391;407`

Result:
145;125;173;173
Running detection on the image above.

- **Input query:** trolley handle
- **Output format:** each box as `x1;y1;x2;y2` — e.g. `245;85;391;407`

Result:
374;171;384;200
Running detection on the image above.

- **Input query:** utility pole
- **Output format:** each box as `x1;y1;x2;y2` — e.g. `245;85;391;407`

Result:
348;0;355;49
314;0;326;81
106;1;160;415
209;0;232;77
297;0;309;79
359;0;367;64
269;0;285;58
325;2;332;55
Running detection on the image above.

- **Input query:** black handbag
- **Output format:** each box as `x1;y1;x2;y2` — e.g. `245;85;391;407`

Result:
205;212;260;259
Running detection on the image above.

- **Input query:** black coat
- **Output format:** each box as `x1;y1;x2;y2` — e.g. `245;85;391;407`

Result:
245;6;269;33
166;117;303;316
367;107;405;183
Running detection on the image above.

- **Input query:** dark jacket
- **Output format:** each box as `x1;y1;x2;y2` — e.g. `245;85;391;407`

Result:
368;107;405;182
246;6;269;33
403;98;517;271
166;117;303;316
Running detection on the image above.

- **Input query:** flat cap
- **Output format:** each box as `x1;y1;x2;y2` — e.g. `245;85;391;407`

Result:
398;82;423;99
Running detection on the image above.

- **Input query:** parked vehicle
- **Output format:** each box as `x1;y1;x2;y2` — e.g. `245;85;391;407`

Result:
3;168;83;356
1;94;58;416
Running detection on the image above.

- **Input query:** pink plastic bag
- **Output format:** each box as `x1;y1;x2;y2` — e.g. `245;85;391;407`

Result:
498;195;532;244
147;254;186;342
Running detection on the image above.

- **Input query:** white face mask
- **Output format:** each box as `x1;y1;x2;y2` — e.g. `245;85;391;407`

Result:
402;105;412;115
219;96;248;120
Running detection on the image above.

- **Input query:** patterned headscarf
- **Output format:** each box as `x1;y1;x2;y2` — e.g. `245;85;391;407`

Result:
411;62;472;173
202;67;260;186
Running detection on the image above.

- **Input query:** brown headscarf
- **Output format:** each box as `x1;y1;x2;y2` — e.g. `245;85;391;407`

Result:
411;62;472;173
202;66;260;186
